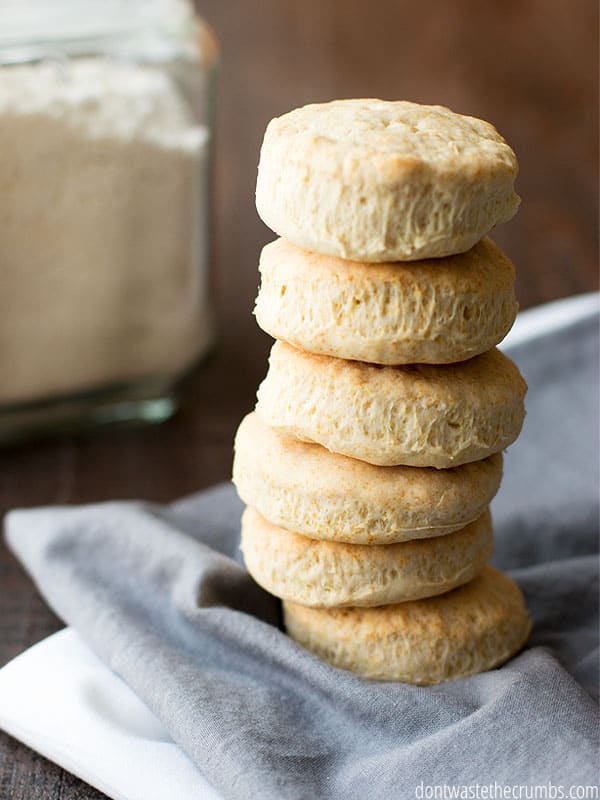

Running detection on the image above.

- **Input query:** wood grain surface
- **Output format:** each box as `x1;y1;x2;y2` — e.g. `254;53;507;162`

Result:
1;1;597;797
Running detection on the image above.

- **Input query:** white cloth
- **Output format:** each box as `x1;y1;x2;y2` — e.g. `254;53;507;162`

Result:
0;292;598;800
0;628;220;800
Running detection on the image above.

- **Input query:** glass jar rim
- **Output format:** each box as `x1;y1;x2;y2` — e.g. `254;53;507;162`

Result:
0;0;201;62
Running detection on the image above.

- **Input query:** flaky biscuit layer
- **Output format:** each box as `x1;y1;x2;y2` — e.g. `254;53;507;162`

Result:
284;566;531;684
256;100;519;262
233;413;503;543
241;507;493;608
255;342;527;468
255;237;517;364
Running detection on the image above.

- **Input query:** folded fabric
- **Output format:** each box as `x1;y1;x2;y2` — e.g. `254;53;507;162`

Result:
4;297;599;800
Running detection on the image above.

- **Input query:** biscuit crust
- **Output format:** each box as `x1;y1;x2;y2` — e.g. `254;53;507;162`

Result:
256;99;519;262
283;566;532;684
255;342;527;468
241;507;493;607
233;412;503;543
255;237;517;364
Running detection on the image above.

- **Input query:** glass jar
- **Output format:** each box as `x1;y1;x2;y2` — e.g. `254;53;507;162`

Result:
0;0;218;442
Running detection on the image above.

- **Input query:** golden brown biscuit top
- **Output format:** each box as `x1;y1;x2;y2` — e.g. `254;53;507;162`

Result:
269;340;527;406
259;236;516;291
286;566;525;637
263;99;518;178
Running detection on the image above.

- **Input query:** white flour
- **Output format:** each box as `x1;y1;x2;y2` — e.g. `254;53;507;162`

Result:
0;57;213;404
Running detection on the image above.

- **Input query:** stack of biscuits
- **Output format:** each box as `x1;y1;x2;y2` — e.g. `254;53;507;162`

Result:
233;99;532;685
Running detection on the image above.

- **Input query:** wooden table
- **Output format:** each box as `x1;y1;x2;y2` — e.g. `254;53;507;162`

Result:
1;1;597;796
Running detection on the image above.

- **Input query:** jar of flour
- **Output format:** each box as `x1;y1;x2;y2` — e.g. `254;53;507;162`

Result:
0;0;217;441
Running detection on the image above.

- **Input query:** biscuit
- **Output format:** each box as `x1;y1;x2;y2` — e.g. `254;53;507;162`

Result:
254;237;517;364
241;507;493;608
256;99;519;262
233;413;503;544
283;566;531;684
255;342;527;468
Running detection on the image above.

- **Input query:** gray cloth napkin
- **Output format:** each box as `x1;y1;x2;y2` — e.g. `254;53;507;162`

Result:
5;314;599;800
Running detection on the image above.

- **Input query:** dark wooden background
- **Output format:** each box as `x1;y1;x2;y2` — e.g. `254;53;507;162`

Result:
1;1;597;796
